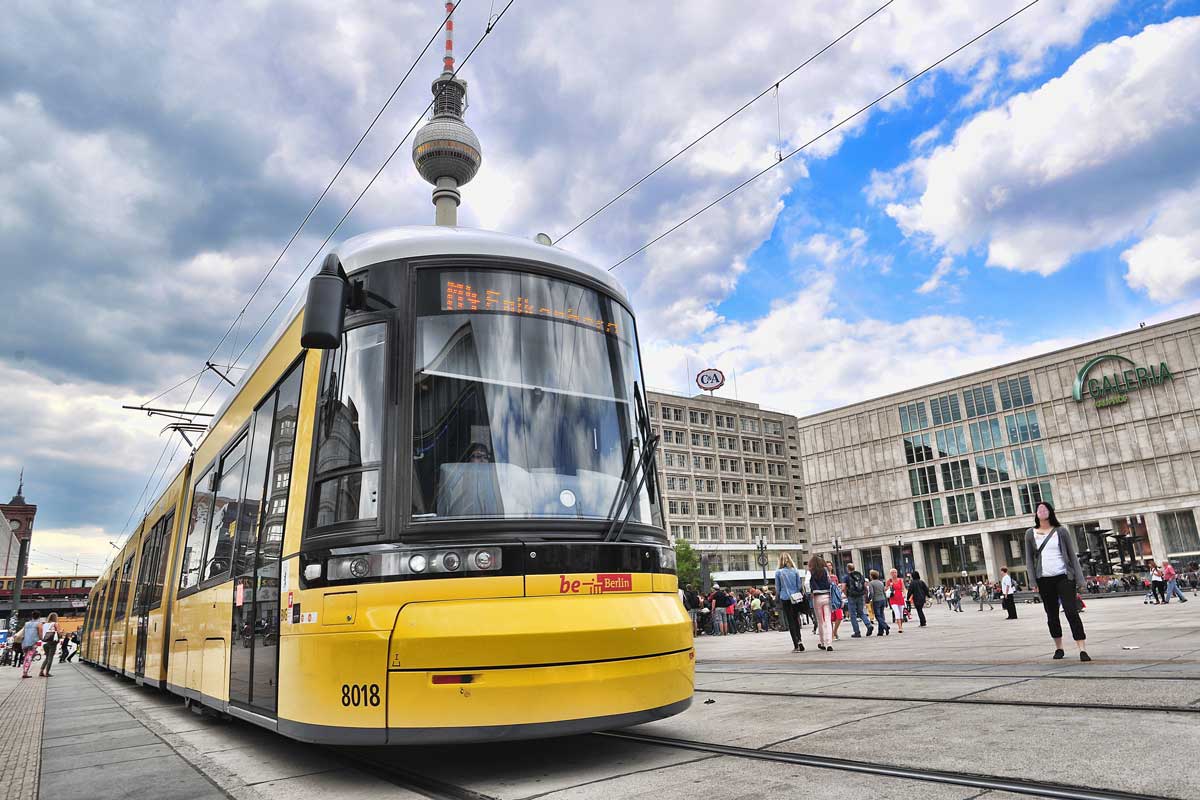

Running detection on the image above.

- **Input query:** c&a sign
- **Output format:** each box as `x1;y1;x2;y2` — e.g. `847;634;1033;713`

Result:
1072;353;1173;408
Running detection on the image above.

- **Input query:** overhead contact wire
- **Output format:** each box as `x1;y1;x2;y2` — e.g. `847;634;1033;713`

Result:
609;0;1042;271
554;0;897;245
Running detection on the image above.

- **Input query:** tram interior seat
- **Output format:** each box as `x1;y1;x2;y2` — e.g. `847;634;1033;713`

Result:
437;464;625;518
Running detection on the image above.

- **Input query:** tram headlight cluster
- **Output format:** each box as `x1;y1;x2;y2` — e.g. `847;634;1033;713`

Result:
323;546;502;584
659;546;677;572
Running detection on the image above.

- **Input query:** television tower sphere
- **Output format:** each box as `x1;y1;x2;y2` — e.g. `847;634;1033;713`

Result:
412;2;482;226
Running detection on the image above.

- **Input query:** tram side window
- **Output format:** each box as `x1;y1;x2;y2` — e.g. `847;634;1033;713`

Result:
114;556;134;621
202;436;248;584
180;468;216;592
149;512;174;608
311;324;386;528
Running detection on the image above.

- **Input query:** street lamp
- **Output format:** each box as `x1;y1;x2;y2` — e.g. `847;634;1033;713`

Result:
757;534;769;586
832;536;842;575
954;535;968;586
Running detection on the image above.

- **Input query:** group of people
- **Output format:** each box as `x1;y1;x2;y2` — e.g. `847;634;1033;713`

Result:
5;612;77;677
1146;560;1194;604
688;502;1109;663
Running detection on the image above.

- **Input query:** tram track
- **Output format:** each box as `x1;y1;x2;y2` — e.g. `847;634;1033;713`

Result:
596;730;1166;800
334;748;498;800
695;686;1200;714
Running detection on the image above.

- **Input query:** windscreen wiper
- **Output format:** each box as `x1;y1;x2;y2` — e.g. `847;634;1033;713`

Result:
604;383;660;542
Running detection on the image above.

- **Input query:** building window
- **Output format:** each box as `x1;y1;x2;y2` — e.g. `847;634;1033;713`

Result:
697;501;717;517
1017;481;1054;515
717;435;735;450
775;526;795;542
764;420;783;436
707;554;725;571
914;499;944;529
946;493;979;524
740;418;761;434
904;432;935;464
999;375;1035;410
693;455;715;471
727;526;746;541
969;419;1003;451
648;402;657;418
724;503;744;518
747;461;764;475
930;394;962;426
1004;410;1041;444
941;459;973;490
1012;445;1049;479
715;414;735;430
670;524;694;541
909;465;938;496
728;553;750;571
768;462;786;476
964;385;997;418
773;505;789;519
981;487;1017;519
688;410;710;425
975;453;1010;485
936;427;968;458
899;402;929;433
691;432;713;448
1160;511;1200;555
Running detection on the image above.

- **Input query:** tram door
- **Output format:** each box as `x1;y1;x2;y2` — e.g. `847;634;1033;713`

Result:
132;536;156;678
229;366;301;715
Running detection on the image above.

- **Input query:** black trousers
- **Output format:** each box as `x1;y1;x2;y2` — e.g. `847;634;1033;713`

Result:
1003;594;1018;619
913;601;927;625
783;599;804;648
1152;582;1167;603
1037;575;1086;641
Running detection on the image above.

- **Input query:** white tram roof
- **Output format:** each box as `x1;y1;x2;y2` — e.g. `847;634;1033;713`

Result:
203;226;630;436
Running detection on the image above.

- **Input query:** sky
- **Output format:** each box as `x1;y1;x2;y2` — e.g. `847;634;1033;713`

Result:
2;0;1199;574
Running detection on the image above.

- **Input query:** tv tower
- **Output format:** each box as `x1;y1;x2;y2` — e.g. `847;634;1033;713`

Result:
412;1;482;226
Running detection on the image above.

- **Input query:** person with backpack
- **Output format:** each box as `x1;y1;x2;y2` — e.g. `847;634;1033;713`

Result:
774;554;805;652
1024;501;1090;662
841;562;874;637
20;614;43;678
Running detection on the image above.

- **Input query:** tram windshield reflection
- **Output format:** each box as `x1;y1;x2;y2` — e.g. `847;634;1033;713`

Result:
411;267;653;524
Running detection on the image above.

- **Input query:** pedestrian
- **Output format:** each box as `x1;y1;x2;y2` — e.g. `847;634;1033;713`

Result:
1163;561;1188;604
828;563;845;640
681;584;700;635
11;623;24;670
39;613;59;677
887;568;906;633
907;570;930;626
1001;567;1018;619
1148;562;1166;604
948;585;963;612
774;554;805;652
1024;501;1090;662
58;632;71;663
976;580;994;611
808;556;834;651
710;584;729;636
65;631;80;662
841;562;874;637
20;614;43;678
868;569;890;635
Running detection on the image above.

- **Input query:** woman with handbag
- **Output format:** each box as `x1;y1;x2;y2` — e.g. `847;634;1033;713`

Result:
887;569;906;633
774;554;805;652
39;613;59;677
1024;502;1090;662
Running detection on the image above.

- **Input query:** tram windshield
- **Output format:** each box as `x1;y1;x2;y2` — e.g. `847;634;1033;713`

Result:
411;267;654;525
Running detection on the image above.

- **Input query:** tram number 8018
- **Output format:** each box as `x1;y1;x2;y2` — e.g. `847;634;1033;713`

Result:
341;683;381;707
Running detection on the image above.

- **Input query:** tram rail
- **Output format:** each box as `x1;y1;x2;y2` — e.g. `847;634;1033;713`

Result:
597;730;1166;800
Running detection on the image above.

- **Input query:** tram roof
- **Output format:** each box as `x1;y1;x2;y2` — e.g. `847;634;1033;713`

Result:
203;226;631;442
339;226;630;303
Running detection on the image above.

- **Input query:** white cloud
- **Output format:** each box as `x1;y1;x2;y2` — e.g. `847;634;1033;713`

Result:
916;256;956;294
1120;189;1200;302
881;16;1200;297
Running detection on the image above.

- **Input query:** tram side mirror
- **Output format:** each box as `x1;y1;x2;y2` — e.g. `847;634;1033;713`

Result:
301;253;349;349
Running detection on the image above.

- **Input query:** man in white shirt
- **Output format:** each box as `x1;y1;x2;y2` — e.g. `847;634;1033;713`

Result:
1001;567;1017;619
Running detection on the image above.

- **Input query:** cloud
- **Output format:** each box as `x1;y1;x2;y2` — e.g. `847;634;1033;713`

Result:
880;16;1200;296
916;256;956;294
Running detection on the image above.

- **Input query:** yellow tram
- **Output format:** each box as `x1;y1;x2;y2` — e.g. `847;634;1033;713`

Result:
82;226;694;744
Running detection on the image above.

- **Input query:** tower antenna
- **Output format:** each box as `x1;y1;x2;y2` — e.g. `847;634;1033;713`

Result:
413;1;483;226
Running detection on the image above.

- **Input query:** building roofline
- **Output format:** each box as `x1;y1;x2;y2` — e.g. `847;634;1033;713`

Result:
795;311;1200;423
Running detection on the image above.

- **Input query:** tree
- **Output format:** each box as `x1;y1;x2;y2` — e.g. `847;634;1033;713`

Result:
674;539;700;589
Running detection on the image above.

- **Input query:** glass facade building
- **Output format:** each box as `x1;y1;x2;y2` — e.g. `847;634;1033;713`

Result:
797;314;1200;587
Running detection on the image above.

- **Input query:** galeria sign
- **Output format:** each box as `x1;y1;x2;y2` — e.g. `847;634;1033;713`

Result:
696;368;725;391
1072;353;1172;408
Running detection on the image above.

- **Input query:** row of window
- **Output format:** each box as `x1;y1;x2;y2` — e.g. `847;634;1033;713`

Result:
901;374;1036;433
666;500;791;519
0;578;96;590
904;411;1042;465
662;451;788;477
650;404;785;437
660;431;787;456
908;445;1050;497
663;476;790;497
913;481;1054;529
670;524;798;542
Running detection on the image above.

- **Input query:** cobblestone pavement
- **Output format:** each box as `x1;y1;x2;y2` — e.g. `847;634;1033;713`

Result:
45;594;1200;799
0;658;47;800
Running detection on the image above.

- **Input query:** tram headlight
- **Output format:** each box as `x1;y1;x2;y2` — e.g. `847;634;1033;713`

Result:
660;546;677;571
409;554;428;573
443;552;461;571
348;557;371;579
474;550;494;570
